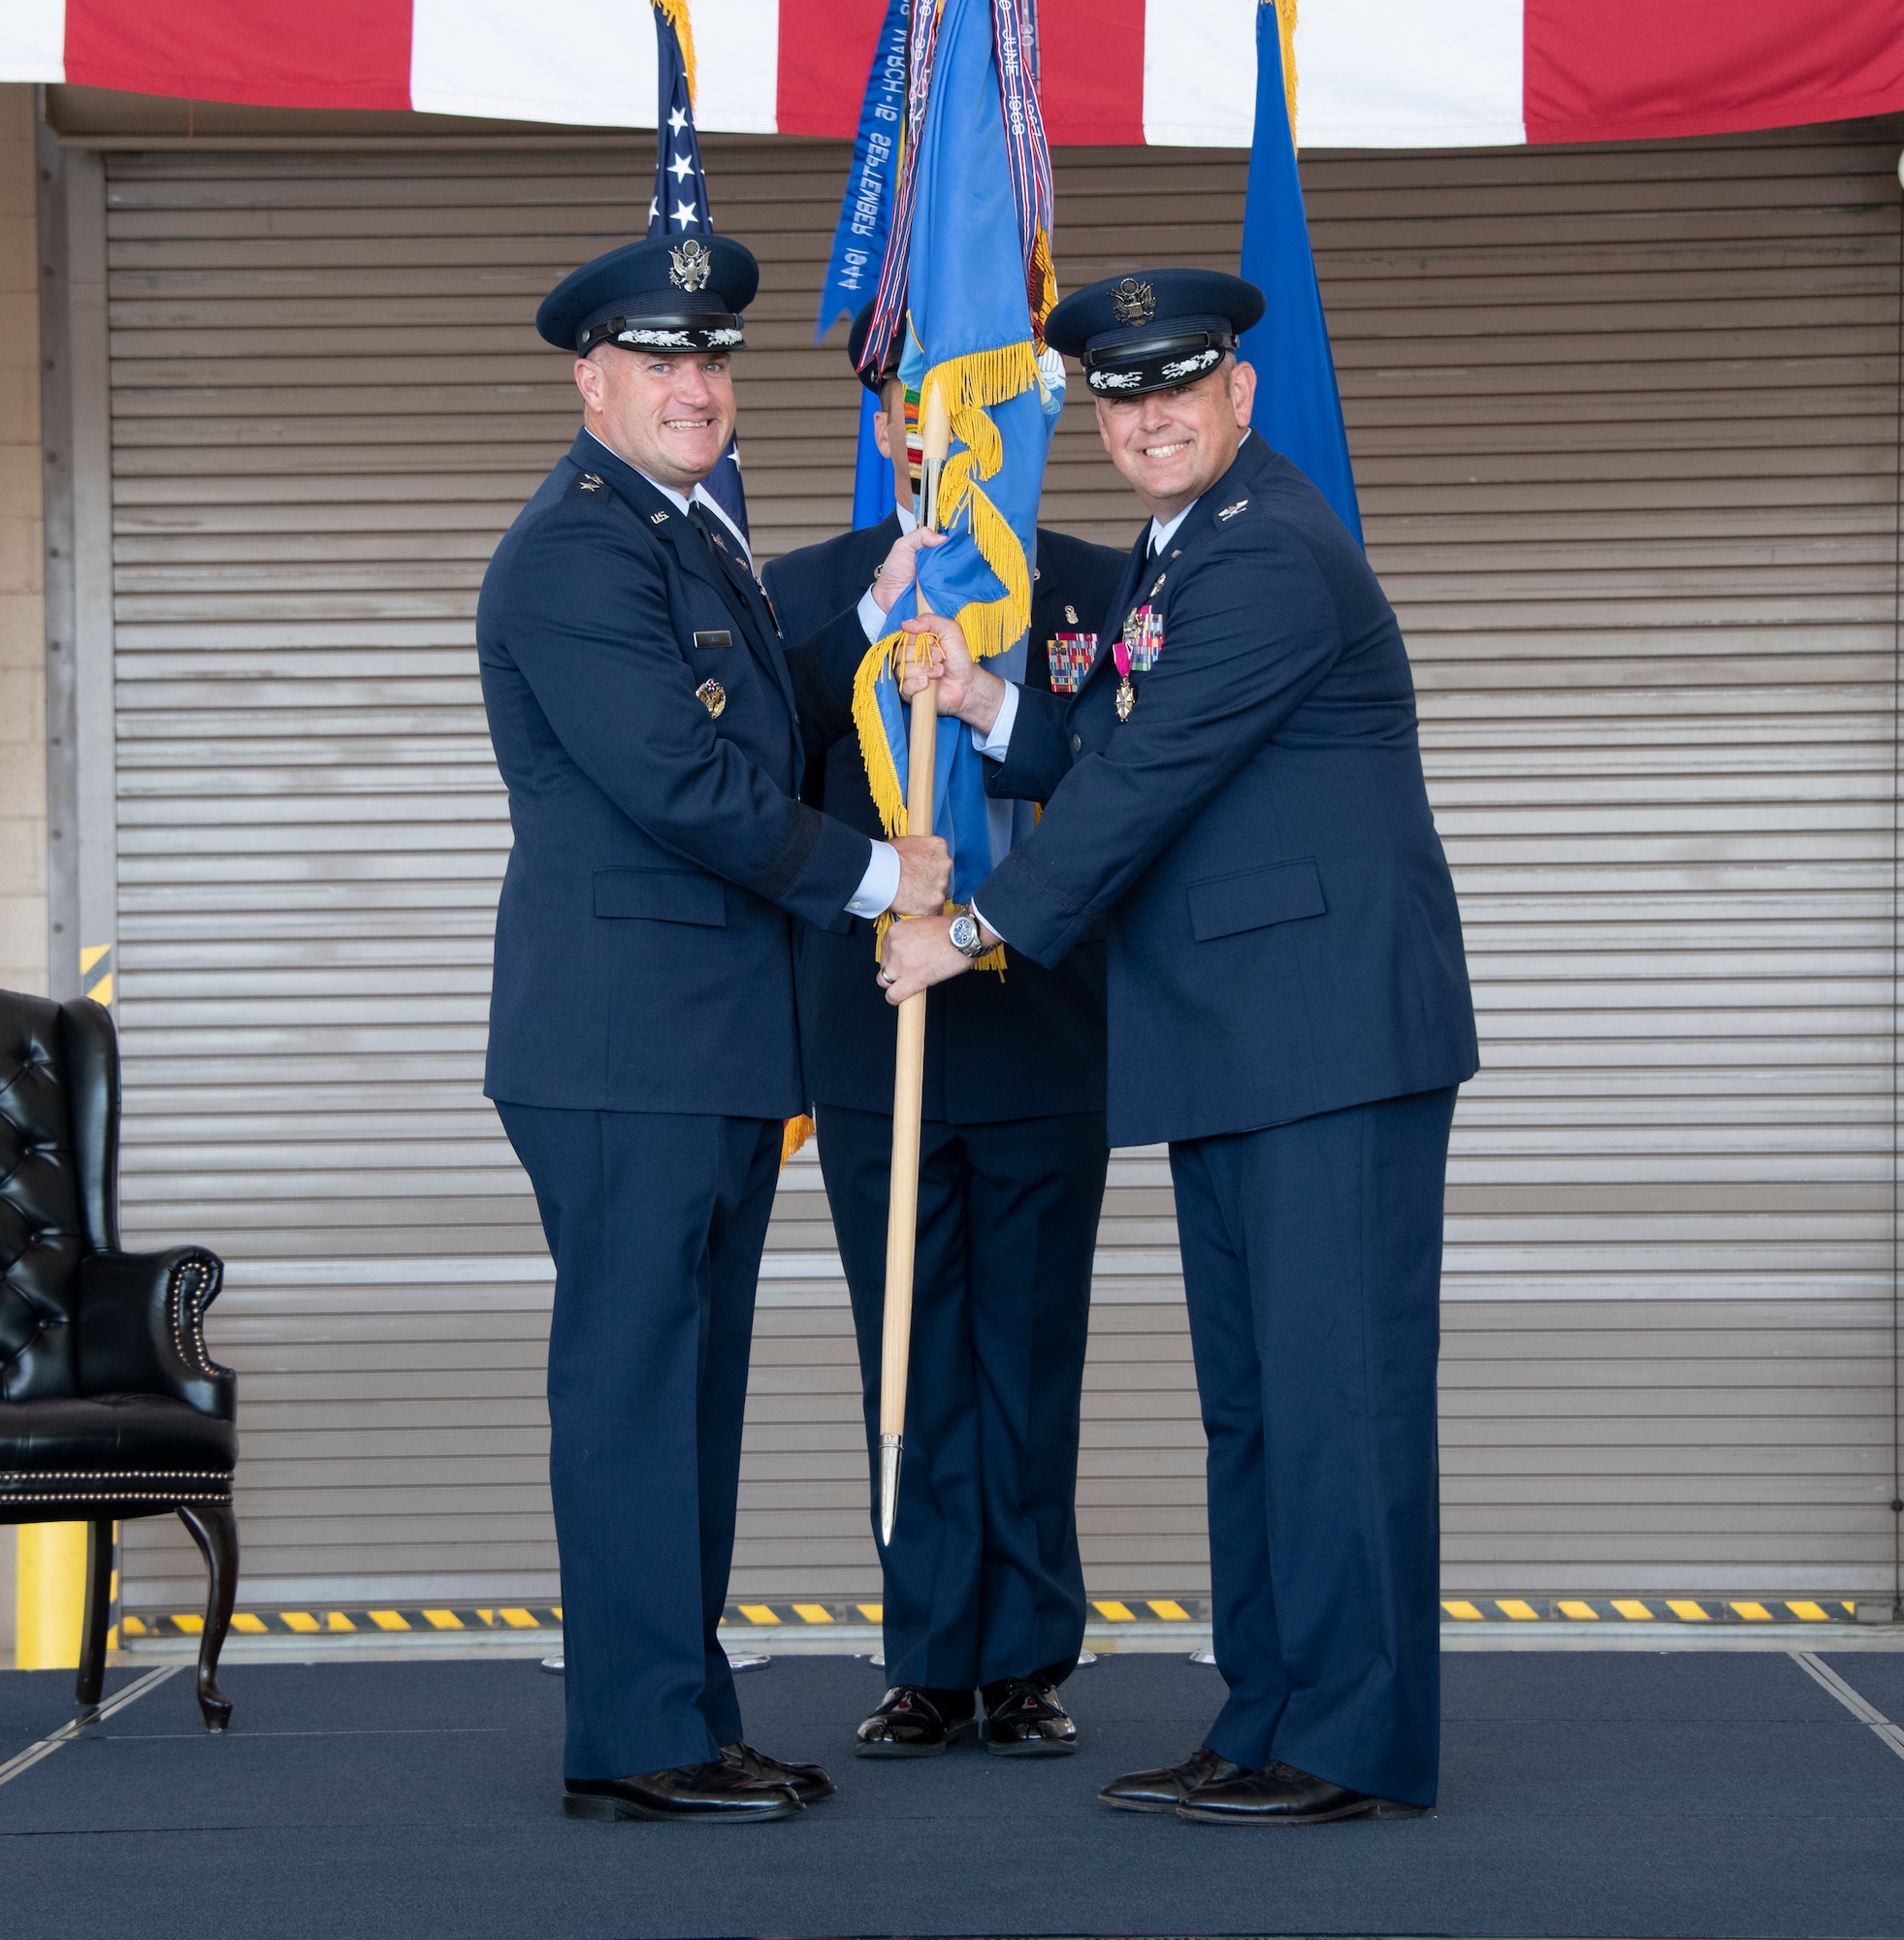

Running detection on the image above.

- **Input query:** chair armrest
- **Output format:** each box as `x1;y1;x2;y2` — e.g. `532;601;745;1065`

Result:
77;1247;235;1421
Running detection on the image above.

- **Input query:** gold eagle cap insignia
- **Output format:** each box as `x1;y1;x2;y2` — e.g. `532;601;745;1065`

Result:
669;239;714;293
1111;277;1155;326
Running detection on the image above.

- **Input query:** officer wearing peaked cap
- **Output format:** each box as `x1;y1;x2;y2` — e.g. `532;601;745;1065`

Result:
762;305;1125;1760
477;235;951;1824
881;268;1479;1825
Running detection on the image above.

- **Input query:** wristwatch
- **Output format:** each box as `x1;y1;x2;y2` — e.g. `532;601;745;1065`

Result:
948;907;988;959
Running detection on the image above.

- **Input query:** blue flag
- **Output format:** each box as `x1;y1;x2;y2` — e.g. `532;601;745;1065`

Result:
645;0;749;542
851;0;1062;916
1238;0;1363;543
817;0;908;342
817;0;908;532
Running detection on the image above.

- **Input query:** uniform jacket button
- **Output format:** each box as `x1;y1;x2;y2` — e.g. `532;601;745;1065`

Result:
1072;733;1082;752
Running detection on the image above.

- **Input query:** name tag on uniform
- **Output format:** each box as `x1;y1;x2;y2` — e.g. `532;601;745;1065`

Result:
693;630;732;651
1048;633;1097;695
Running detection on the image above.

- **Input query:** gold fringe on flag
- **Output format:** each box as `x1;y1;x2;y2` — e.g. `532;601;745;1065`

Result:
1273;0;1298;149
1030;224;1057;340
780;1112;815;1167
847;337;1040;982
653;0;699;109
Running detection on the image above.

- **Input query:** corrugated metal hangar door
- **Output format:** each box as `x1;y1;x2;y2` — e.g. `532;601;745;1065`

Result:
101;123;1901;1611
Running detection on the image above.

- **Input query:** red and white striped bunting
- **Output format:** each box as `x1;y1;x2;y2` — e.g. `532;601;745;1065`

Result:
3;0;1901;149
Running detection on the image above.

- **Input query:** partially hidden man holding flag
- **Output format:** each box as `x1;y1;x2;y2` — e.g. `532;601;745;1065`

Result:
763;0;1123;1761
881;0;1480;1824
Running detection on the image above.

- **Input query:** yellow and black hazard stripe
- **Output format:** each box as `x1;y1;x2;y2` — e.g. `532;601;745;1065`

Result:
120;1593;1864;1640
123;1605;565;1637
1441;1597;1859;1624
80;944;113;1009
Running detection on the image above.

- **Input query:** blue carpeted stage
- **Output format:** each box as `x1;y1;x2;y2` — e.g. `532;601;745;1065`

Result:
5;1649;1903;1940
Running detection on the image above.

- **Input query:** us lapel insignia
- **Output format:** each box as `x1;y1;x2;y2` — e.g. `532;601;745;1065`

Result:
650;510;668;524
694;678;726;719
1048;633;1097;695
1216;499;1249;522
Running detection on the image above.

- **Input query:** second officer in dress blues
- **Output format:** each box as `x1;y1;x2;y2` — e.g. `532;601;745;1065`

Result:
477;236;950;1825
763;305;1125;1761
882;269;1479;1825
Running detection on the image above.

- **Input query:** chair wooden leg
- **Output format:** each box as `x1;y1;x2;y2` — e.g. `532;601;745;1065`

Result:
176;1503;238;1731
74;1518;114;1723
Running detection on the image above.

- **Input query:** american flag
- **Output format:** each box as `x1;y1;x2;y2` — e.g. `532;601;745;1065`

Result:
646;1;749;543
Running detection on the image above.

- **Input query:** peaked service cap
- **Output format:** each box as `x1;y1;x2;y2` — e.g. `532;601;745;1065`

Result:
537;234;760;356
847;300;901;394
1045;268;1266;399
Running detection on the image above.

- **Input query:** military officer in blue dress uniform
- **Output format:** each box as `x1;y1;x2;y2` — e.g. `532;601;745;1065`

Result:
477;235;950;1824
882;269;1479;1826
761;306;1125;1760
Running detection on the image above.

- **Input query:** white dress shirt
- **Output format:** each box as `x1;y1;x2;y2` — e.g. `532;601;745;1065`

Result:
583;430;900;920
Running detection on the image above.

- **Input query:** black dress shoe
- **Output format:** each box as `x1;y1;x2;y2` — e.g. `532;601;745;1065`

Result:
1176;1759;1429;1826
855;1685;976;1758
563;1760;802;1823
722;1740;836;1802
1099;1744;1244;1811
979;1676;1078;1758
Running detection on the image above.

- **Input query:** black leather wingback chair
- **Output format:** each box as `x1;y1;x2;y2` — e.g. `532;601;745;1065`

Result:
1;989;239;1730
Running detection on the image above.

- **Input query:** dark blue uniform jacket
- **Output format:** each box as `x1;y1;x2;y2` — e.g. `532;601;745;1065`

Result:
978;436;1479;1148
477;431;873;1117
763;516;1123;1124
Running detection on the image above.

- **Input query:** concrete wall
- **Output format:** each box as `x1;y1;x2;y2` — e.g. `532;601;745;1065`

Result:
0;83;45;1013
0;81;43;1665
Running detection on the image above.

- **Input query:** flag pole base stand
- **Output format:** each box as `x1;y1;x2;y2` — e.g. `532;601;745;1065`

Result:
878;1434;902;1547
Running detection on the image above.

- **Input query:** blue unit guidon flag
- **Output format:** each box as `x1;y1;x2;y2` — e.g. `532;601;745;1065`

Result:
850;0;1064;930
818;0;909;530
644;0;749;542
1238;0;1362;543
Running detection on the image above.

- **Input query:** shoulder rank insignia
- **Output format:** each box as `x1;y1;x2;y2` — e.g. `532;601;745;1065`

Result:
694;678;726;719
669;239;713;292
578;472;604;493
650;510;668;524
1048;633;1097;695
1216;499;1249;522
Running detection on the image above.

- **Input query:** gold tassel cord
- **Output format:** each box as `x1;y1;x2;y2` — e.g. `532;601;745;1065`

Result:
653;0;698;110
780;1112;815;1166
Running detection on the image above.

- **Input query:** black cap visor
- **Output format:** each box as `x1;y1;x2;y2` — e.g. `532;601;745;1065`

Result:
1081;327;1237;398
578;308;746;355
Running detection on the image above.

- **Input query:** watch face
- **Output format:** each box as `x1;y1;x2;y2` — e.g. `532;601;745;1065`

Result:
951;915;980;955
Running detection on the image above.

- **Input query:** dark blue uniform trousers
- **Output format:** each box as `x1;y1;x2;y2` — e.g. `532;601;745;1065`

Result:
817;1105;1108;1691
496;1103;782;1780
1170;1085;1457;1809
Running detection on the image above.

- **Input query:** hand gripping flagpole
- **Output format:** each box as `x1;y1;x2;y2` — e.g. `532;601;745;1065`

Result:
878;378;952;1548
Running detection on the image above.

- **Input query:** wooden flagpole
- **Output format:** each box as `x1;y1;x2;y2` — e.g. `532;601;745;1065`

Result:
878;378;951;1547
